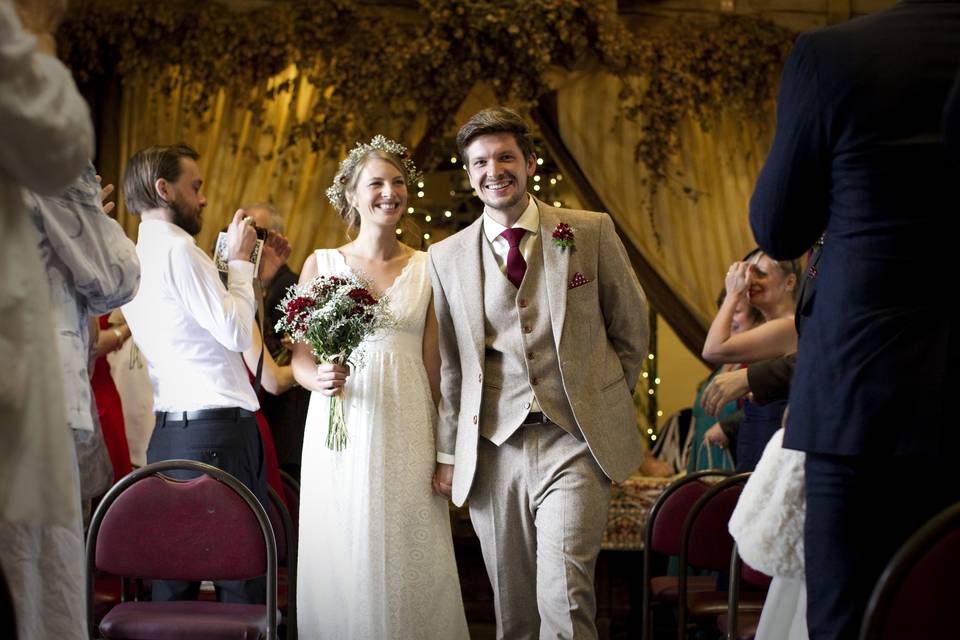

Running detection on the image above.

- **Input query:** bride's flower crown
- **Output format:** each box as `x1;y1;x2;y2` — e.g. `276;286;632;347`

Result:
325;135;423;215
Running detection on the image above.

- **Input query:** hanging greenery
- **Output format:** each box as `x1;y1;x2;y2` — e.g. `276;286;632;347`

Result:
59;0;793;191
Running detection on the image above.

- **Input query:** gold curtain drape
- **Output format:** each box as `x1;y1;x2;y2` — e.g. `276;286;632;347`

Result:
110;66;775;333
113;67;349;271
556;72;774;327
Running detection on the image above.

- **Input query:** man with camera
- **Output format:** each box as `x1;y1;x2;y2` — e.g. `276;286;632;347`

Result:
121;143;288;605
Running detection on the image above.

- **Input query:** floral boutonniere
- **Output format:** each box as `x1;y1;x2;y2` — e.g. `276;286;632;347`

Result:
552;222;575;249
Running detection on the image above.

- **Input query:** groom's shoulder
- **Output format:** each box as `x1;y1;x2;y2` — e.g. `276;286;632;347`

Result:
545;204;609;235
428;217;479;261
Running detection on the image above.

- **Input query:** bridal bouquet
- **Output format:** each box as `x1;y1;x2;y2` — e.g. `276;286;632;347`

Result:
276;273;394;450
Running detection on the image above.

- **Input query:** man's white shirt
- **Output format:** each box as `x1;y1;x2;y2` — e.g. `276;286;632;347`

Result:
123;219;259;412
481;194;540;271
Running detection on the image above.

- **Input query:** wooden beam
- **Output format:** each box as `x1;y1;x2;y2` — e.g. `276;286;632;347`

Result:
532;96;709;362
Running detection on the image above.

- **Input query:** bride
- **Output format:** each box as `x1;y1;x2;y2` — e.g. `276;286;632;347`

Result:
292;136;469;639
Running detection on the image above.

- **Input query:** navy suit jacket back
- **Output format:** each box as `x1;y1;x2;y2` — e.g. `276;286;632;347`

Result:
750;0;960;457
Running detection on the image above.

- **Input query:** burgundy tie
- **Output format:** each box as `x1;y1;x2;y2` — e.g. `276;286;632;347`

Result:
500;227;527;289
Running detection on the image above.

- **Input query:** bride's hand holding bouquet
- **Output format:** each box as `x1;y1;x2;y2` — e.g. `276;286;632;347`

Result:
276;272;394;450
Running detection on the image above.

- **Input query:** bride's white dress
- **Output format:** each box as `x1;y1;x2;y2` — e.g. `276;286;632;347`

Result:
297;249;469;640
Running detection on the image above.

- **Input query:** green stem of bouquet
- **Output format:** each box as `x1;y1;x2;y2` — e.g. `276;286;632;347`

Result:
326;395;347;451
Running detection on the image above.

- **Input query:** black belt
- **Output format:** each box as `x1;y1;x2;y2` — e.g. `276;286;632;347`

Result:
155;408;255;426
521;411;551;426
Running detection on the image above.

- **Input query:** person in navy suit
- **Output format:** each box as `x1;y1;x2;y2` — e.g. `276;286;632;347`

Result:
749;2;960;638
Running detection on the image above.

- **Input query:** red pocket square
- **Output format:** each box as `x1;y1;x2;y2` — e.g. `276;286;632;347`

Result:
569;272;591;289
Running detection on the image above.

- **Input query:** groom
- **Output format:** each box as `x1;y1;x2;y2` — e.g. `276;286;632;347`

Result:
428;106;649;639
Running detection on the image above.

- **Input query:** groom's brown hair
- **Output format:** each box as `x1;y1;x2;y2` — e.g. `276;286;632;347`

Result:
456;107;537;165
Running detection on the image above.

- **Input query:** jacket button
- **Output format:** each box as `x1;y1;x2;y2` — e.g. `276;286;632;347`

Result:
478;372;483;383
518;299;528;308
523;325;533;334
527;351;536;360
524;401;531;410
472;415;478;424
531;377;540;386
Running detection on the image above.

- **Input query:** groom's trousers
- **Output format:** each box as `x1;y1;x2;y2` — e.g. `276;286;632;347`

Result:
468;421;611;640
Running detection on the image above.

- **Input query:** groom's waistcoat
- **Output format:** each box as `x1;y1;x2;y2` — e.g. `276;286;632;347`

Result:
478;232;579;445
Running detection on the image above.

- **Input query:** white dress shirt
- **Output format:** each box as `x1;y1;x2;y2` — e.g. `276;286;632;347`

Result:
481;194;540;270
123;220;259;412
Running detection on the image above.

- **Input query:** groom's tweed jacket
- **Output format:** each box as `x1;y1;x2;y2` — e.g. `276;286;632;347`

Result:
428;198;649;506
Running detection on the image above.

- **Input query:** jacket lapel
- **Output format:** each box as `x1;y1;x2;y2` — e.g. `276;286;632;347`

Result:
453;216;486;365
537;200;570;347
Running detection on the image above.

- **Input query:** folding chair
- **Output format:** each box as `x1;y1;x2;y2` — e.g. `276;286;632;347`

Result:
678;473;766;640
860;500;960;640
85;459;278;639
267;486;297;640
642;470;733;640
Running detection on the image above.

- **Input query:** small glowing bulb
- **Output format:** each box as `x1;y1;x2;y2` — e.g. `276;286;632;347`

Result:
648;389;654;395
407;207;415;214
417;190;425;198
648;354;655;360
417;181;424;188
424;215;432;222
444;210;452;218
472;190;477;197
536;158;544;165
395;228;402;235
647;428;654;434
533;175;541;182
654;377;661;385
556;174;563;181
553;201;561;207
550;178;557;185
450;156;458;164
423;233;431;240
650;434;657;441
449;190;456;196
657;410;663;417
642;372;649;378
533;185;541;192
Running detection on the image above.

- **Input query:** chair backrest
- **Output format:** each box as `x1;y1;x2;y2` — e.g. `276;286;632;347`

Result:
279;469;300;527
860;501;960;640
726;542;772;639
641;470;732;640
85;459;277;639
267;485;297;640
646;470;734;557
677;473;751;640
266;488;288;565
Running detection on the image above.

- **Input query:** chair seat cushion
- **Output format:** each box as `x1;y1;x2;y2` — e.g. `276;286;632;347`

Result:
100;601;270;640
688;589;766;618
717;611;761;640
650;575;717;603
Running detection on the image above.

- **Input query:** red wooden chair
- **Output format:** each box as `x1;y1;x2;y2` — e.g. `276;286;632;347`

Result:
717;542;773;640
678;473;766;640
642;470;733;640
267;486;297;640
85;459;278;640
860;500;960;640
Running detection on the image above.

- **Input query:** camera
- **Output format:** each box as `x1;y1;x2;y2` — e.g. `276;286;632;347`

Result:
254;224;268;241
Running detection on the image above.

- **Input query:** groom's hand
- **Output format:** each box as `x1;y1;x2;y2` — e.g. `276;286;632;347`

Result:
432;463;454;498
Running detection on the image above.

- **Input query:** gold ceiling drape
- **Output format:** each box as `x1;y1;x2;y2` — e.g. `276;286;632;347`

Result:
556;72;774;327
113;66;347;270
109;66;775;335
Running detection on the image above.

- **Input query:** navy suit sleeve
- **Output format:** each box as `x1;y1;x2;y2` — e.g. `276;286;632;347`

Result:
750;34;830;260
944;68;960;164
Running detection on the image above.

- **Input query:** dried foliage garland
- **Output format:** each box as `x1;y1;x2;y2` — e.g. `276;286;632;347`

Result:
59;0;793;202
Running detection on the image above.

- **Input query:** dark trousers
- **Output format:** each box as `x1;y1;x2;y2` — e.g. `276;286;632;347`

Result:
146;409;267;605
804;453;960;640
